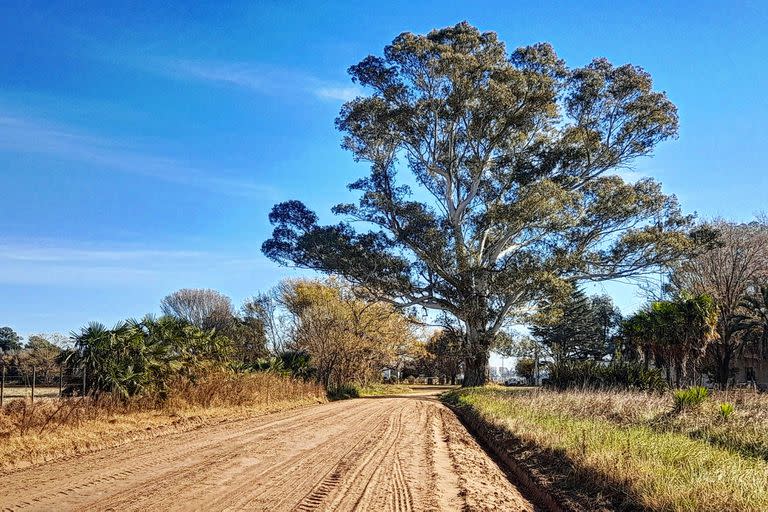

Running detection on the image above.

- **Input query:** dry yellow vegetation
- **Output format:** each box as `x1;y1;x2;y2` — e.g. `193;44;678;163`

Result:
0;372;325;472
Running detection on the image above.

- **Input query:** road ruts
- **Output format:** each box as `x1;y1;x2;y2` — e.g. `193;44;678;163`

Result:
0;388;534;511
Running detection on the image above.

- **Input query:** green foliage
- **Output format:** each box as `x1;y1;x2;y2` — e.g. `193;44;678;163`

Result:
68;315;232;400
533;289;622;362
0;326;22;352
515;357;535;382
741;284;768;359
622;293;718;386
718;402;735;421
277;350;315;379
263;22;701;387
673;386;709;410
546;360;667;391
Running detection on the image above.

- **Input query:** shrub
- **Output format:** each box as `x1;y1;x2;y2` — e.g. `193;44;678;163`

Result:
546;360;667;391
718;402;735;420
674;386;709;410
327;383;360;400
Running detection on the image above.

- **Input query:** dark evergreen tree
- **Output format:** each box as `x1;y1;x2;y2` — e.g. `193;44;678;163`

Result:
532;289;620;362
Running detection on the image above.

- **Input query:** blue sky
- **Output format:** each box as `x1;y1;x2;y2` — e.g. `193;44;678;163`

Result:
1;1;766;341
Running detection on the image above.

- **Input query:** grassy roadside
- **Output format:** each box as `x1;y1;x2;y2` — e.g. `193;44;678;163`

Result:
443;387;768;512
0;373;325;472
327;383;414;400
358;383;413;396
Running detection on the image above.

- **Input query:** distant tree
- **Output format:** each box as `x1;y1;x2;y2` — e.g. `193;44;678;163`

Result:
515;357;536;383
242;291;290;354
670;220;768;388
741;284;768;369
21;335;63;382
160;288;235;332
0;326;22;352
280;278;418;390
492;331;519;360
590;295;623;359
385;335;426;383
228;298;269;364
532;289;616;362
425;329;464;385
263;22;707;386
494;332;540;359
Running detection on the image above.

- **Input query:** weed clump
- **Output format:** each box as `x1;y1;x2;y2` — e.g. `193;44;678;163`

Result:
674;386;709;410
718;402;735;421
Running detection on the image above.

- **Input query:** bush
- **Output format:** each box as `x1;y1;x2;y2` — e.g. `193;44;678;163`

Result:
674;386;709;410
546;360;667;391
327;383;360;400
718;402;735;420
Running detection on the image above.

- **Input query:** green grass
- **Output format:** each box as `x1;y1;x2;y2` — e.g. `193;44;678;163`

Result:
444;387;768;512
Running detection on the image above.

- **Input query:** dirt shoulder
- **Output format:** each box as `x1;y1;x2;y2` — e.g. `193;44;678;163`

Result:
1;389;533;511
0;396;324;474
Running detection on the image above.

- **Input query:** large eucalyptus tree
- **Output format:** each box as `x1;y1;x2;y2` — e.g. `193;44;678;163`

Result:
263;22;707;385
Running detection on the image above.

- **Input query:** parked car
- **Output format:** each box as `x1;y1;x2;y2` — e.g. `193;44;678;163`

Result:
503;376;528;386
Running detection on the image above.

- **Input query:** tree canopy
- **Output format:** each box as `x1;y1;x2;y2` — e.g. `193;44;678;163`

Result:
263;22;707;385
622;293;718;387
670;220;768;388
532;289;622;362
279;278;419;390
0;326;22;352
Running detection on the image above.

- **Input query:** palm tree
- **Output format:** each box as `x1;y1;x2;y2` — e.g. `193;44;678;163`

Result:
622;294;718;387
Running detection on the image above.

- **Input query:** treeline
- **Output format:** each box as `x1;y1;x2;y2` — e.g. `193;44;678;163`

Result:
2;278;453;401
0;329;68;386
504;219;768;390
625;219;768;389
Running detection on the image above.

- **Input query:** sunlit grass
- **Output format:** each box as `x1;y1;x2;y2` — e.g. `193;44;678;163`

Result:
445;387;768;511
357;383;413;396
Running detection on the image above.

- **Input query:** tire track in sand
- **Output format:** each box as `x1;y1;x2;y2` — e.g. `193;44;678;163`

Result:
0;389;535;512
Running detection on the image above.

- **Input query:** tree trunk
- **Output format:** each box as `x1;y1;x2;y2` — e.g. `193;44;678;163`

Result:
463;350;489;387
712;343;732;390
674;359;683;388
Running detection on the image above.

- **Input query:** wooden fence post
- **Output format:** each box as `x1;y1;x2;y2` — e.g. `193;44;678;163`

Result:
1;365;5;407
31;366;36;404
59;366;64;397
82;368;87;397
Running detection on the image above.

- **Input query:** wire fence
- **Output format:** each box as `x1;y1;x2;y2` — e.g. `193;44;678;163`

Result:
0;364;88;406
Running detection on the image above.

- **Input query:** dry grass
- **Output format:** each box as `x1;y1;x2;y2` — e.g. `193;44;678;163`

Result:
1;387;61;399
494;387;768;461
357;383;413;396
445;387;768;512
0;372;325;472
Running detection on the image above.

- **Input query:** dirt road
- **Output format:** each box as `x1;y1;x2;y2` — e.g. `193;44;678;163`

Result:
0;389;533;511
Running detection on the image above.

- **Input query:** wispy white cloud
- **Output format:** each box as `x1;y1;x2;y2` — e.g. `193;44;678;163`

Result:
160;59;362;102
314;86;360;102
2;246;206;263
612;169;653;183
0;239;274;287
0;112;275;198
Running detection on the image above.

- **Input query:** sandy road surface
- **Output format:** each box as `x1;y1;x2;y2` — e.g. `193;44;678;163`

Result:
0;389;533;511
